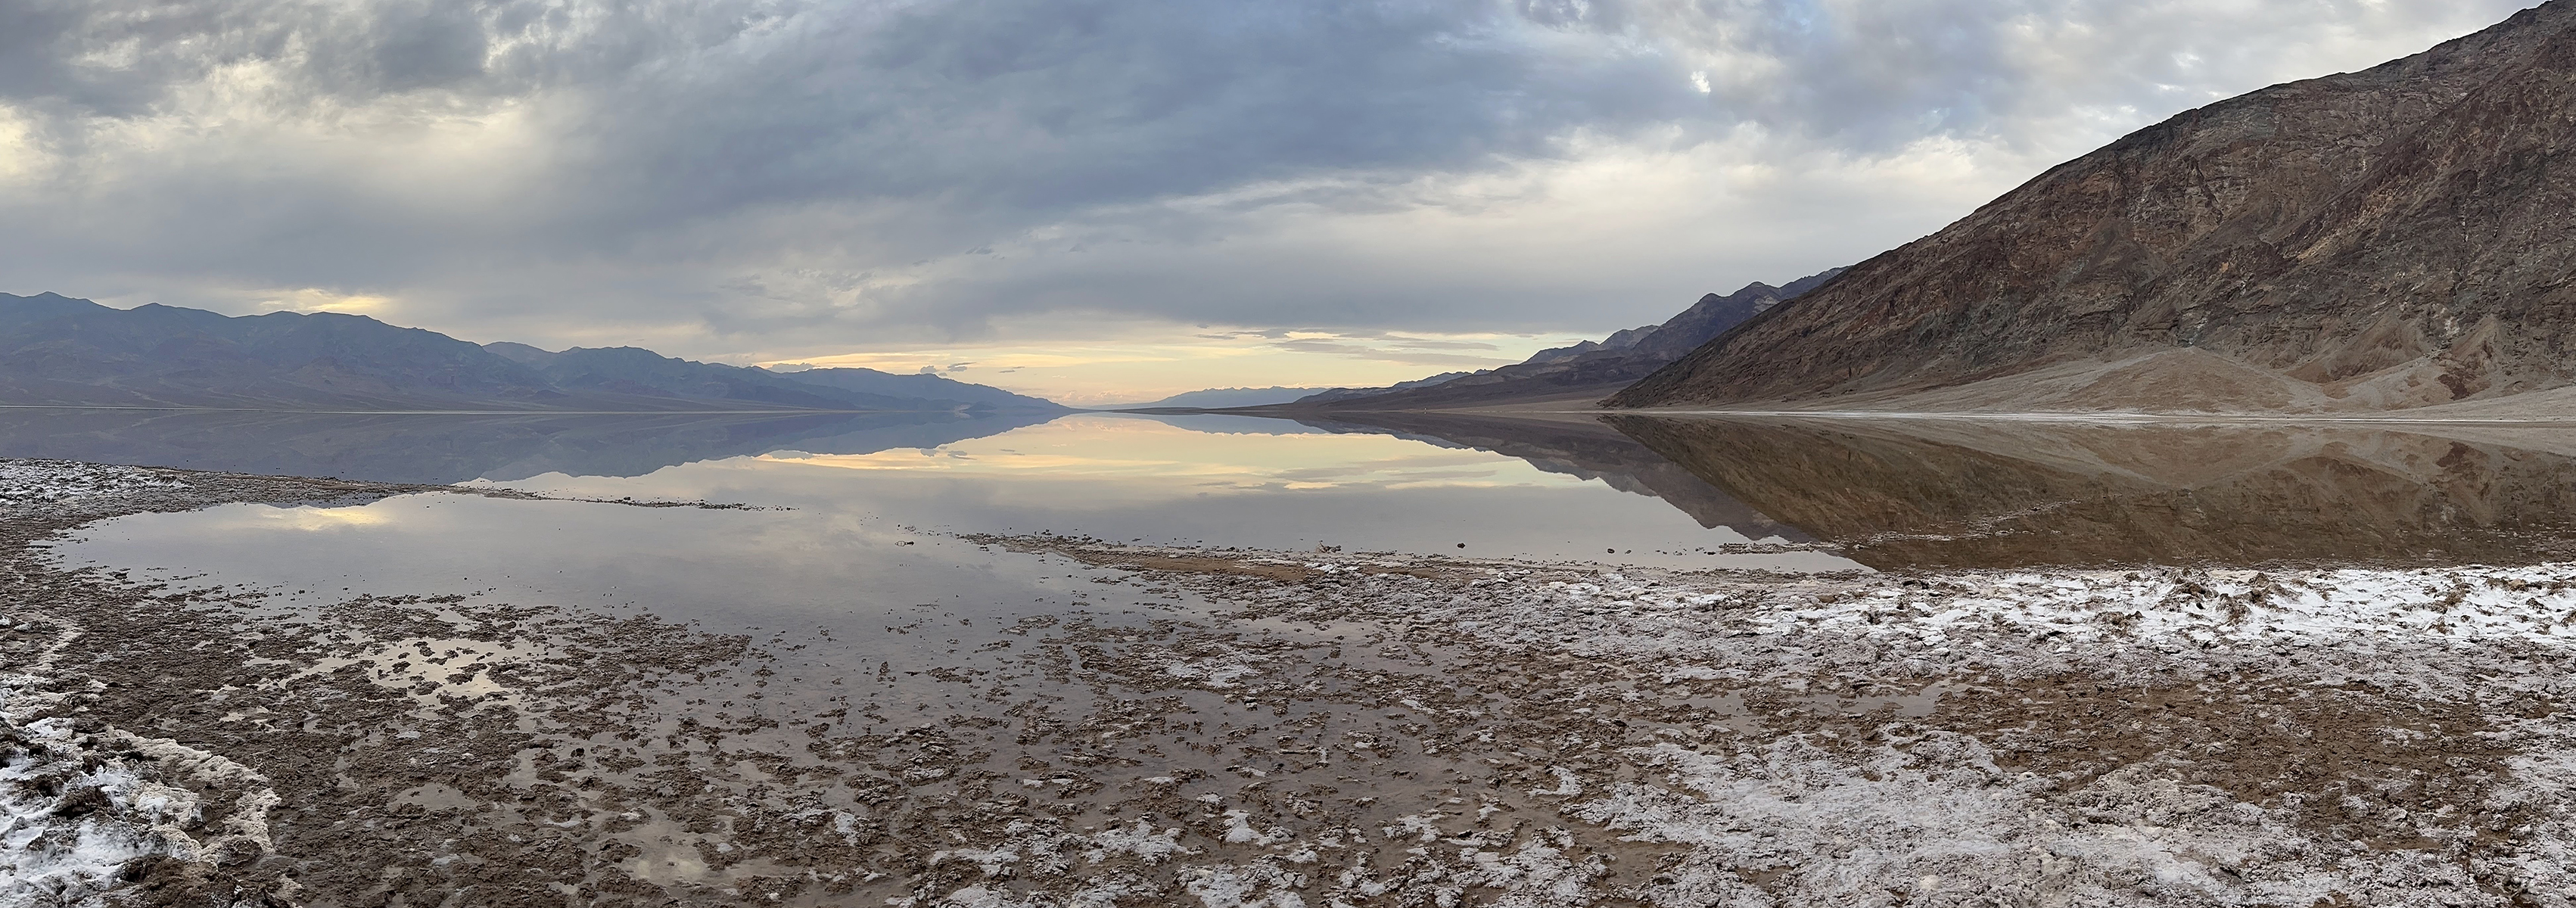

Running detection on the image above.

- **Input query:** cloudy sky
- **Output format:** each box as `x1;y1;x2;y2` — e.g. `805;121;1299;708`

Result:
0;0;2542;403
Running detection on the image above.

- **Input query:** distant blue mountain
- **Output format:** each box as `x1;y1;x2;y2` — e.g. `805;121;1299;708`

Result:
1116;387;1339;409
0;292;1064;412
759;365;1063;411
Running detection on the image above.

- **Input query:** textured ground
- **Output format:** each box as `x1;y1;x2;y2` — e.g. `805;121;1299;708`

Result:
2;459;2573;906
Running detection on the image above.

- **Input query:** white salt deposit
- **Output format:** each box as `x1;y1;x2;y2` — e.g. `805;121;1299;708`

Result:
0;461;187;505
0;720;205;906
0;576;282;906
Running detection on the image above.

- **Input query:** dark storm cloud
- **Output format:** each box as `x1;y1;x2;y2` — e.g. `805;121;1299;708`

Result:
0;0;2544;357
586;1;1682;215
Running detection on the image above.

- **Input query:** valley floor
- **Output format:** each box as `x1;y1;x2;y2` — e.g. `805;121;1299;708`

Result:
2;460;2571;906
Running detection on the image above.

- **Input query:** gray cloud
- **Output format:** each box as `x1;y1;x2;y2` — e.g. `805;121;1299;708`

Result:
0;0;2544;362
1269;337;1523;368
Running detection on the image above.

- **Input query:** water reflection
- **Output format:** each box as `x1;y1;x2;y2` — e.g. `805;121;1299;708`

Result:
21;409;1834;568
22;405;2576;571
1606;415;2576;570
488;413;1834;568
0;408;1059;483
1279;411;1809;543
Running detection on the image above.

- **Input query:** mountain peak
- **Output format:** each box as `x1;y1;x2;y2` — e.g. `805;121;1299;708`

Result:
1609;2;2576;413
0;300;1066;412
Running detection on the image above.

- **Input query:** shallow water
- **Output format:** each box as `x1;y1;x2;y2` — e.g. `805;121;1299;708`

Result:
33;409;1851;806
33;407;2576;582
31;409;1849;575
48;409;2576;760
23;409;2576;905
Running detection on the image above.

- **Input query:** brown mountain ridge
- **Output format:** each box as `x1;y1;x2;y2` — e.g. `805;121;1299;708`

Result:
1275;269;1840;411
1609;1;2576;415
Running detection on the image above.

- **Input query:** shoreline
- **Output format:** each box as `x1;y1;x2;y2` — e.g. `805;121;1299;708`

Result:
3;459;2573;906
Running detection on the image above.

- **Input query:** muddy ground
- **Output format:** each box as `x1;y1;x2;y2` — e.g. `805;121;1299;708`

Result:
2;459;2573;907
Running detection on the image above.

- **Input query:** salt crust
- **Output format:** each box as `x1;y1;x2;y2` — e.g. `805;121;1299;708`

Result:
1429;562;2576;906
2;661;287;908
2;462;284;906
11;461;2576;906
0;460;188;506
922;546;2576;907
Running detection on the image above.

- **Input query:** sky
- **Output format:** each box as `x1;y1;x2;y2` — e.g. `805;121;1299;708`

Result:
0;0;2546;405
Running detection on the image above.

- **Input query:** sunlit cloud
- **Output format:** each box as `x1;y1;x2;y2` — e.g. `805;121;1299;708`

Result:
252;288;399;315
764;320;1585;404
0;0;2541;400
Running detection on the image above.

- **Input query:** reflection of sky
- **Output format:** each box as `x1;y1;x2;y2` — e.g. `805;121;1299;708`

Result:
476;414;1860;569
230;505;397;530
764;414;1579;494
64;411;1863;636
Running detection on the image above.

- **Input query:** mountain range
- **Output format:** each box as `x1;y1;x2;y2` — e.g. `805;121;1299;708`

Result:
1115;387;1341;409
17;2;2576;421
0;292;1062;412
1280;269;1843;409
1610;1;2576;415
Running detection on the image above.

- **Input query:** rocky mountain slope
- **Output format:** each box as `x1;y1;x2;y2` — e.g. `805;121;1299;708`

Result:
1610;2;2576;413
0;293;1058;412
1287;372;1477;406
477;342;938;411
1290;269;1840;410
1;293;559;410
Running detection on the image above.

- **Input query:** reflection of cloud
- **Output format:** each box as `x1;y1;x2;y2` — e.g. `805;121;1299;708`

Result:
1275;464;1501;483
758;414;1574;496
233;505;396;531
1377;469;1510;482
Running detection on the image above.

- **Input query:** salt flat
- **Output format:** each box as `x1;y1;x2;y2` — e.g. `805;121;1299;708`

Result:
4;458;2571;906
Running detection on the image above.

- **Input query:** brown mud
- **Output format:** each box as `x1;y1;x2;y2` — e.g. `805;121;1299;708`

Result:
4;460;2574;906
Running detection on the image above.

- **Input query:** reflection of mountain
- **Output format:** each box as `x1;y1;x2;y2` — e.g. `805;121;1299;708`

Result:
1607;415;2576;570
0;409;1065;484
1280;412;1808;542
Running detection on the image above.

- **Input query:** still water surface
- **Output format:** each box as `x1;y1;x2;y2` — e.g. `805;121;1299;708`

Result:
23;406;1836;685
46;410;1850;582
25;406;2576;583
26;406;2576;903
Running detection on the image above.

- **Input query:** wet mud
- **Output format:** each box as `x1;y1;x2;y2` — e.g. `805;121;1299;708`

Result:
4;460;2574;906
